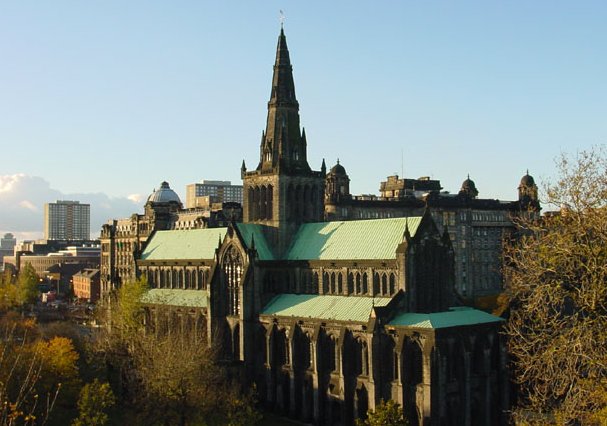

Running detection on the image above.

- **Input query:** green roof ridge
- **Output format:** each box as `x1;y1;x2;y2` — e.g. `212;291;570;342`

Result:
261;293;392;322
388;307;504;329
236;223;275;260
141;288;208;308
140;228;227;261
286;217;423;261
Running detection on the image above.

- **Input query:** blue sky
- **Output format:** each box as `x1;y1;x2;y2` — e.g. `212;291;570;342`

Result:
1;1;606;238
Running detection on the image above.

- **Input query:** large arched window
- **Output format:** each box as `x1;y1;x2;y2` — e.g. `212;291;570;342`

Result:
223;246;243;316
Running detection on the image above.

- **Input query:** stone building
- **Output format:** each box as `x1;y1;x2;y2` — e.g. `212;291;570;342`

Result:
133;28;508;425
72;268;100;303
100;182;241;295
325;165;539;299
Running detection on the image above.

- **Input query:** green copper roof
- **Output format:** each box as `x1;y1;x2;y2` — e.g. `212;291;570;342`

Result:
236;223;275;260
141;289;208;308
141;228;226;261
261;294;392;322
286;217;422;260
388;307;503;329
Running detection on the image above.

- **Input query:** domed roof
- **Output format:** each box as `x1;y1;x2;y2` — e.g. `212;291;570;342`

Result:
330;159;347;175
147;181;181;204
461;177;477;191
459;175;479;197
520;171;535;186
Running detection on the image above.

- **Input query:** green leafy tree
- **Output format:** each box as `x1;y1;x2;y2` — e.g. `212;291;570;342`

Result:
0;270;18;311
505;147;607;424
17;263;39;305
72;379;115;426
356;399;408;426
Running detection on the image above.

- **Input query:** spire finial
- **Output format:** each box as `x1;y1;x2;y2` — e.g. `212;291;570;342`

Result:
279;10;286;29
467;173;470;179
526;169;529;175
337;158;340;165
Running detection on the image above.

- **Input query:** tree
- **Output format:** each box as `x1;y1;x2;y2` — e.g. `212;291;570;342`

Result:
92;278;261;425
17;263;39;306
128;312;261;426
0;319;62;426
505;147;607;423
356;399;408;426
0;270;18;311
72;379;115;426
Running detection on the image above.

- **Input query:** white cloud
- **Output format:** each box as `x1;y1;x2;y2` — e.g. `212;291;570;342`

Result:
18;200;38;212
0;174;26;194
0;174;142;242
127;193;144;203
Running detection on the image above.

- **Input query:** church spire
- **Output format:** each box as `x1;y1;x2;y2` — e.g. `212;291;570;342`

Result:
269;28;298;107
257;28;309;174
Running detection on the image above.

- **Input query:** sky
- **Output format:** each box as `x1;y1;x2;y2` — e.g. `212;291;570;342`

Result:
1;1;606;241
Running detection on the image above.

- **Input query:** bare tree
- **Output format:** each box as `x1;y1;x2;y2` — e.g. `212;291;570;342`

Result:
505;147;607;424
92;281;261;426
0;323;61;426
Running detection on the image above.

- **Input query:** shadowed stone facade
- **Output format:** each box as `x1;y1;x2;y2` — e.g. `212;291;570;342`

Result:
325;166;540;299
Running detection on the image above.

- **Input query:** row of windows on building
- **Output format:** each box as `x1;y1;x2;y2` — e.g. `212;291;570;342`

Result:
263;270;400;298
356;210;397;220
143;267;211;291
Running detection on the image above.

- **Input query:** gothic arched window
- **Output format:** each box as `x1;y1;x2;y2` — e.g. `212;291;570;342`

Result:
223;246;243;316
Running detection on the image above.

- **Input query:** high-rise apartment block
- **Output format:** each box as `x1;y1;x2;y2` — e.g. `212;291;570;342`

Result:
44;200;90;240
0;233;16;266
185;180;243;208
0;233;16;252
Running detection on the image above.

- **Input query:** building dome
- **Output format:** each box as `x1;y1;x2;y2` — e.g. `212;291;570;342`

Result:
520;172;535;187
148;181;181;204
459;175;479;198
330;159;347;176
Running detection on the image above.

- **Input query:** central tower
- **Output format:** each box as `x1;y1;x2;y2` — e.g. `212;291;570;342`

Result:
242;28;325;255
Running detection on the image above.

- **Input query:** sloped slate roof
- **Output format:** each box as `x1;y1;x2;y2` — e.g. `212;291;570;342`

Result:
388;307;503;329
141;289;208;308
261;294;392;322
236;223;275;260
286;217;422;260
141;228;227;260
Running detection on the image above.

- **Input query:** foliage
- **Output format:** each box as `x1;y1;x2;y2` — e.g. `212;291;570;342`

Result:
17;263;39;306
505;147;607;423
92;278;261;426
0;318;61;426
355;399;408;426
33;336;81;400
72;379;115;426
120;313;261;426
224;388;263;426
0;270;19;311
110;276;148;338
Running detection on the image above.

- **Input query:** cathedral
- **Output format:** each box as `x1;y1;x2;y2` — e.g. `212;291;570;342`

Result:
102;28;509;425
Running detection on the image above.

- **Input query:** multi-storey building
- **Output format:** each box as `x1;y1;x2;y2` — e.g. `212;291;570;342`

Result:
325;166;539;299
44;200;90;240
185;180;243;208
0;233;16;266
131;28;508;426
72;268;100;303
